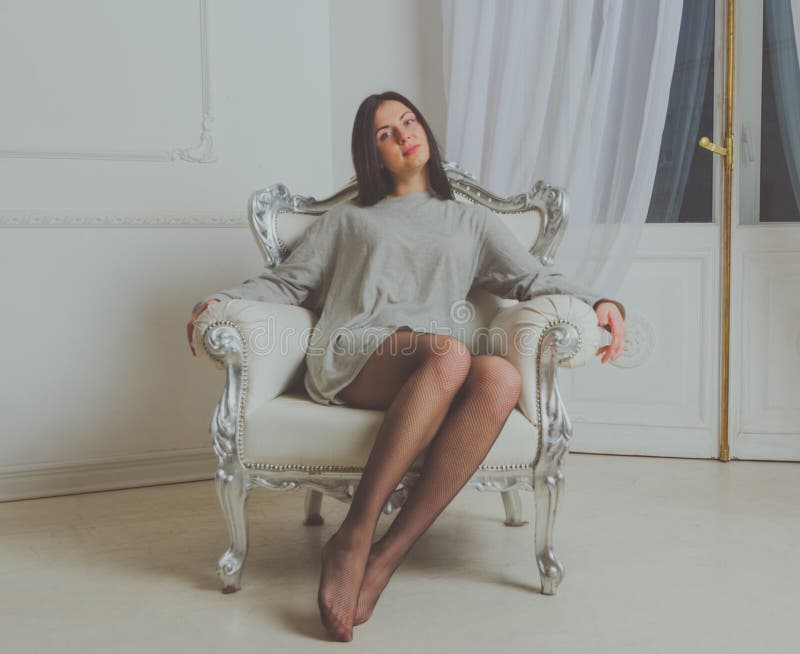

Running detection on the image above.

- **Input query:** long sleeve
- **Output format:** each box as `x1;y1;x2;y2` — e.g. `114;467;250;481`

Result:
472;206;626;319
191;208;339;315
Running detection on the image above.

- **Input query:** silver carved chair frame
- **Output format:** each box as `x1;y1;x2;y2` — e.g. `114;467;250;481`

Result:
193;161;602;597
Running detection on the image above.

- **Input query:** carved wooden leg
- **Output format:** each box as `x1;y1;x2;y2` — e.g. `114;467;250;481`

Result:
303;489;324;525
215;464;249;593
534;467;565;595
530;321;578;595
501;489;527;526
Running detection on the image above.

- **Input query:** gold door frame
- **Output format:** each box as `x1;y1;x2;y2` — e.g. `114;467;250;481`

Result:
698;0;734;461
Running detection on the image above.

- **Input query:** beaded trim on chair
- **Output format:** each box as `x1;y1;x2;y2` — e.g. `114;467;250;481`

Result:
242;461;536;473
532;317;583;467
453;189;545;216
537;317;583;366
200;319;249;464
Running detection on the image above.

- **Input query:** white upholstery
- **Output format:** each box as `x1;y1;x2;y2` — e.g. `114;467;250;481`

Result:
458;287;518;355
490;294;602;428
275;210;321;251
500;208;543;251
193;291;600;473
192;298;318;407
242;392;539;470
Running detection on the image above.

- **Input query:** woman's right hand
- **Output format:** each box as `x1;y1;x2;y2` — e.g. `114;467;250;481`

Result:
187;299;221;357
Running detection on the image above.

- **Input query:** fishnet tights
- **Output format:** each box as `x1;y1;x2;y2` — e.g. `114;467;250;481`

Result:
317;341;522;641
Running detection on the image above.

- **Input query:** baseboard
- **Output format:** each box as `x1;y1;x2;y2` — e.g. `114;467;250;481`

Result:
0;448;217;502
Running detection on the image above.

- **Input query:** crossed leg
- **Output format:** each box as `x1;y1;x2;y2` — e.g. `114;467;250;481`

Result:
316;328;522;641
352;352;521;625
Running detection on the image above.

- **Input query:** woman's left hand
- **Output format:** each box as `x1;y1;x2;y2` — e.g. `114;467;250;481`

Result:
594;302;626;364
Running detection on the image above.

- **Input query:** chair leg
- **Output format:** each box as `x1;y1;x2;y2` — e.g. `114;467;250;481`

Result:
501;489;528;526
215;464;249;594
303;489;324;525
534;468;566;595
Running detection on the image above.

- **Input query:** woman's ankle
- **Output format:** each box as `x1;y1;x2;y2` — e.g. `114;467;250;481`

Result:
369;536;407;573
334;522;375;549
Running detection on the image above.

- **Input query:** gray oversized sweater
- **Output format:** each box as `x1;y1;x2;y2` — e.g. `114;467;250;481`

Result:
193;188;624;406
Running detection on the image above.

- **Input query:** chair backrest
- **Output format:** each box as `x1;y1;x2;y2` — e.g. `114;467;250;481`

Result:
246;161;570;353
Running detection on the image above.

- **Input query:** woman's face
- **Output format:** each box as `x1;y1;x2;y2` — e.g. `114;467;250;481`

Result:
373;100;430;179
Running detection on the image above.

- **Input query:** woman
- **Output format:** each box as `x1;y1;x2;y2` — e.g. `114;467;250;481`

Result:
187;91;626;642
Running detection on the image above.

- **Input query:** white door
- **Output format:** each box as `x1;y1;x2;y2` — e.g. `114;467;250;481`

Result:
729;0;800;460
564;0;724;458
566;0;800;460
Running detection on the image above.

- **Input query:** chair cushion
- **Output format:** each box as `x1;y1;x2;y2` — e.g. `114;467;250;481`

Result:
240;392;540;472
461;287;519;355
453;193;543;251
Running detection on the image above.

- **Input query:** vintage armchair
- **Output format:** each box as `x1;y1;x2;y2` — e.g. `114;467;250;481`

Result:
191;161;604;596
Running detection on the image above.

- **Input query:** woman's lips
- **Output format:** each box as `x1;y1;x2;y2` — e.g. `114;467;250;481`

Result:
404;144;420;156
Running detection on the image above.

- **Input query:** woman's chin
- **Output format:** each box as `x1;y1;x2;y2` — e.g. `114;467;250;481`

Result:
386;154;430;177
405;154;430;171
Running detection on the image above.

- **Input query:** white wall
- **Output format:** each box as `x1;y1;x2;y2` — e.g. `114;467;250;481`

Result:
329;0;446;186
0;0;444;500
0;0;335;499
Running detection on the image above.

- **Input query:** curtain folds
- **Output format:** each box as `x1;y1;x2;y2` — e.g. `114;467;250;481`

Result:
647;0;713;223
765;0;800;216
442;0;683;296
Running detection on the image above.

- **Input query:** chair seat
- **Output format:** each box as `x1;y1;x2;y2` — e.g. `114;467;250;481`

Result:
240;392;540;472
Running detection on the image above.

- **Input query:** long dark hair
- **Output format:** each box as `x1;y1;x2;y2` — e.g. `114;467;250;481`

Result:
351;91;454;206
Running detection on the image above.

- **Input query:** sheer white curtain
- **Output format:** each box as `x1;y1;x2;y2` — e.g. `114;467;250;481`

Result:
442;0;683;296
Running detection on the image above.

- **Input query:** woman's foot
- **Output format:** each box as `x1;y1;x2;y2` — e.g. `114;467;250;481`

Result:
353;542;400;626
317;529;372;642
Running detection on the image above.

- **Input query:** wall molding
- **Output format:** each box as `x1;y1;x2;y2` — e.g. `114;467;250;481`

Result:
738;251;800;432
609;310;657;369
0;448;216;502
564;248;713;433
0;0;215;164
0;209;246;227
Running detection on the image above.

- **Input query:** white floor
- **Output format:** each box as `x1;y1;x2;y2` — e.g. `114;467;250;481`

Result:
1;453;796;653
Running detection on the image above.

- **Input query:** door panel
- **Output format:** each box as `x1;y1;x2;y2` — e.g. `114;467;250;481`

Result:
730;0;800;460
730;235;800;459
564;0;800;460
563;226;719;459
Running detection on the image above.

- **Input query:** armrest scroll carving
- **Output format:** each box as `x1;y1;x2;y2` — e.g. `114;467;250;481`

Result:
203;321;248;465
192;299;319;465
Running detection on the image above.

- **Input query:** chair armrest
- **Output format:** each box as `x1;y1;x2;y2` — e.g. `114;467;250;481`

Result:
192;298;318;411
488;295;602;426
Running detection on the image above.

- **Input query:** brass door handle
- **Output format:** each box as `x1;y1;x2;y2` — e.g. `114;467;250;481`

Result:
699;136;734;170
698;136;727;155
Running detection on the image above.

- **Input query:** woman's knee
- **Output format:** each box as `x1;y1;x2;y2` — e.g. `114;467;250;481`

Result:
418;334;472;393
338;331;468;409
463;355;522;418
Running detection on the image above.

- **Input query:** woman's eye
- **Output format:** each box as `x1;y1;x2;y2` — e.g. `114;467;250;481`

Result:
378;118;414;142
